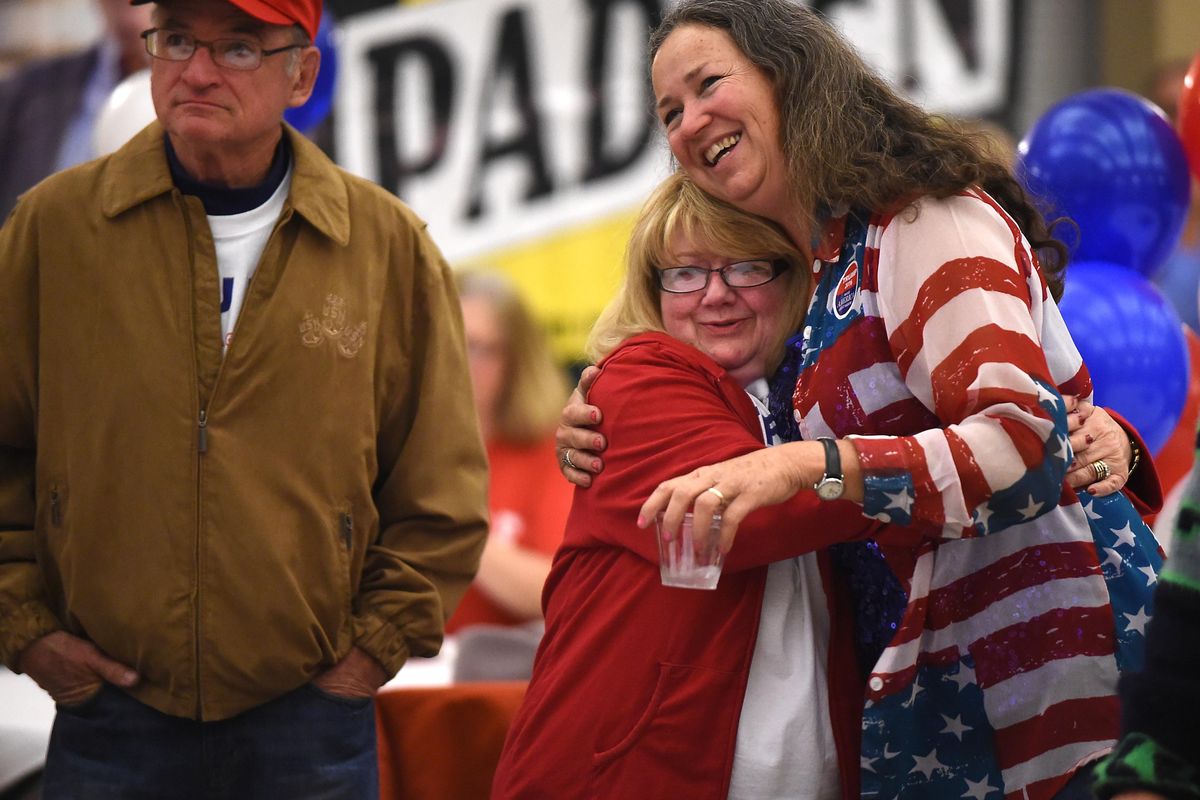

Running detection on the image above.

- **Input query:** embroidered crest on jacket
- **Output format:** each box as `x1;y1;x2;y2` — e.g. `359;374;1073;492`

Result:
300;293;366;357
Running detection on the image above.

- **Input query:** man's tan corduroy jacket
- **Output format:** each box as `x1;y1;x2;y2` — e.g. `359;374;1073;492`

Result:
0;122;489;721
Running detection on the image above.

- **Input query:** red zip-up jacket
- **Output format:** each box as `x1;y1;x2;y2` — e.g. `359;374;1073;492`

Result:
492;333;890;799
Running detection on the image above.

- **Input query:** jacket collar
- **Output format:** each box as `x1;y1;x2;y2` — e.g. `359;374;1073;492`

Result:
100;121;350;247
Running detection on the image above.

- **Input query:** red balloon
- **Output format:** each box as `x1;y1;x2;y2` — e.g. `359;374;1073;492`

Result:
1152;325;1200;499
1178;52;1200;182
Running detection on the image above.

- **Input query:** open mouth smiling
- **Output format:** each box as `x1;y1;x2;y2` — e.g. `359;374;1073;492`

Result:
704;133;741;166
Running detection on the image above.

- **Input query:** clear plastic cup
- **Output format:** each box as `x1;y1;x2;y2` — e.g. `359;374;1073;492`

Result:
655;512;724;590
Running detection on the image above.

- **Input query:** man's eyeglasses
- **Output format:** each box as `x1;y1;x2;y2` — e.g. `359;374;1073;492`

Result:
141;28;303;71
656;259;788;294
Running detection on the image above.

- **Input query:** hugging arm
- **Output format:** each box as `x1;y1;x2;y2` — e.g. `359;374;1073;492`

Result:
575;335;889;573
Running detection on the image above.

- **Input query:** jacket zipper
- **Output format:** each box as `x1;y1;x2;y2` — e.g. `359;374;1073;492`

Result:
340;512;353;549
180;197;206;720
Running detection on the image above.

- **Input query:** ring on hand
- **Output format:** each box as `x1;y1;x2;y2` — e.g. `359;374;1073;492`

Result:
705;486;727;505
561;448;577;471
1089;459;1110;482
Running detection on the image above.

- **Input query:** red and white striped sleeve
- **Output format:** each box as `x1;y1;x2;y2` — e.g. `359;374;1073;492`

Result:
850;190;1073;538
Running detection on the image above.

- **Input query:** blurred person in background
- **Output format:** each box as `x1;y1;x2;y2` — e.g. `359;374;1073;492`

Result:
0;0;488;796
0;0;152;218
448;269;573;639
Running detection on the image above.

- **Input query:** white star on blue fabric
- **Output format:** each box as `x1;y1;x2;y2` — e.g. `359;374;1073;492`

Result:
1053;433;1071;463
911;748;947;779
1100;547;1124;571
901;680;922;708
948;660;976;692
861;755;878;773
1124;606;1151;635
1082;500;1103;521
962;775;999;800
973;504;996;534
885;488;914;515
883;743;902;760
1036;382;1061;411
940;713;971;741
1018;495;1044;520
1139;565;1158;585
1110;522;1137;549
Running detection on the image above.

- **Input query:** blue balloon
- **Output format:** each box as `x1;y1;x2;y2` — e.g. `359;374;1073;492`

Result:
1018;88;1190;277
285;13;338;133
1058;260;1189;453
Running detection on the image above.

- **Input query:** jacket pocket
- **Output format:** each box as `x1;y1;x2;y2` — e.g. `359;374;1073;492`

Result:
591;661;742;792
590;662;739;767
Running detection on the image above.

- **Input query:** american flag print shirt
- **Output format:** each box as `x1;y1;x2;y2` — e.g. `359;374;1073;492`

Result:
787;189;1162;800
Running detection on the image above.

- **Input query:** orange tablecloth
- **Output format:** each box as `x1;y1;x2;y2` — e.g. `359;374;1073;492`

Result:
375;681;527;800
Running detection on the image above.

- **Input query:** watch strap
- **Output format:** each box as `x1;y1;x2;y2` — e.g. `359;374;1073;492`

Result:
817;437;842;482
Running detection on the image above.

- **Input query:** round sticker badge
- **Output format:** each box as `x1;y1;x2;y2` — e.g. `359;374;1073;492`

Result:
833;259;860;319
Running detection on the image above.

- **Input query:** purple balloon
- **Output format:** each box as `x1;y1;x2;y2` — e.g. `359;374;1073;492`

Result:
1057;260;1189;453
1018;88;1191;277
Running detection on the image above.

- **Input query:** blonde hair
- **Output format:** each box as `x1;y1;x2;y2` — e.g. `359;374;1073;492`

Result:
456;269;570;444
587;170;809;374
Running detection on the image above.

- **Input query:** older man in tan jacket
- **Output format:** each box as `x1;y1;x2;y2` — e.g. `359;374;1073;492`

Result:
0;0;488;796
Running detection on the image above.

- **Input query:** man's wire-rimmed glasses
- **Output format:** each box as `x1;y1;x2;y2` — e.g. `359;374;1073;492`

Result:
141;28;303;71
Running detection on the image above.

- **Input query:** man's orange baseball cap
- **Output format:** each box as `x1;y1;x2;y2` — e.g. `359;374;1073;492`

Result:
131;0;322;42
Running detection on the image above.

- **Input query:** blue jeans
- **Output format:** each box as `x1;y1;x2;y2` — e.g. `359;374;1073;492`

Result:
42;683;378;799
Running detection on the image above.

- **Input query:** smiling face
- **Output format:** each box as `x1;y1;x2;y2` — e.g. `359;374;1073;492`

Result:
658;229;791;387
149;0;317;181
652;24;790;225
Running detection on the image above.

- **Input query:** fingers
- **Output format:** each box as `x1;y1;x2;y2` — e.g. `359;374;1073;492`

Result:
1086;472;1127;497
558;445;602;490
1064;463;1094;490
556;424;606;457
687;487;727;551
87;646;139;688
638;471;721;537
17;631;137;704
577;365;601;400
715;503;748;554
560;366;603;428
1061;394;1079;414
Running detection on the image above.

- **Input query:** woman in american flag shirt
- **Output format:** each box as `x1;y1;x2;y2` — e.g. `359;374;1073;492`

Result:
558;1;1165;798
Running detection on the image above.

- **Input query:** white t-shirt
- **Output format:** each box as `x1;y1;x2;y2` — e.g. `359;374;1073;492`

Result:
727;379;840;800
207;167;292;351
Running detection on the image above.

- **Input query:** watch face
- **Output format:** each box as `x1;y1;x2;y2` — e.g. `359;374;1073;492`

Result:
816;478;845;501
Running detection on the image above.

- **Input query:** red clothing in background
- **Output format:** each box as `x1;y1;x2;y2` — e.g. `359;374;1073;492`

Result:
446;435;572;633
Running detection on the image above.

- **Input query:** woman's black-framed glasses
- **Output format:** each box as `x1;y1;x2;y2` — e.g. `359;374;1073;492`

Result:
656;259;787;294
141;28;303;71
